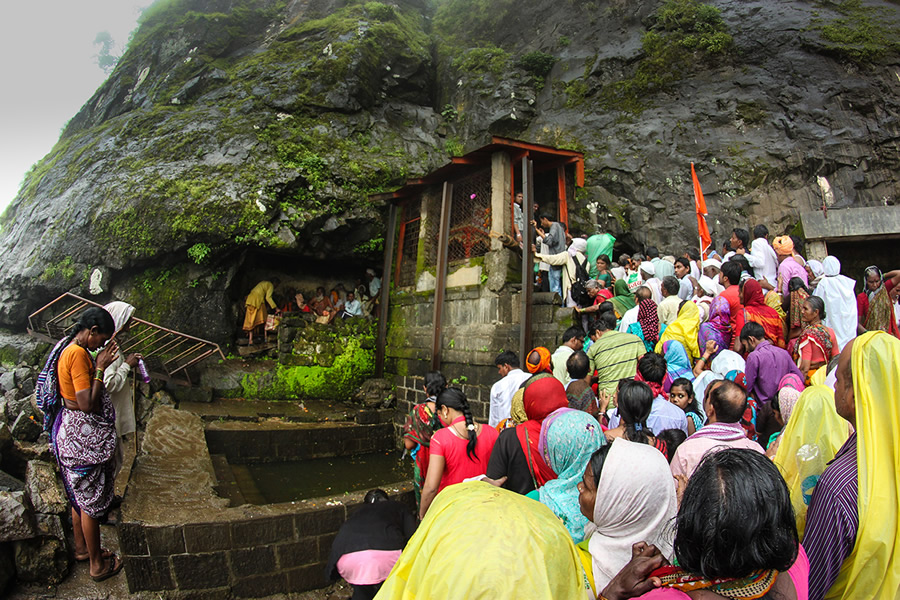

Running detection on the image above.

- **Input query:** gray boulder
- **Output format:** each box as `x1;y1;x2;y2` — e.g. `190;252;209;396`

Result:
14;367;32;387
14;536;70;584
0;491;36;541
34;514;65;541
6;394;31;421
26;461;67;514
0;470;24;493
0;372;13;395
18;377;34;397
11;411;42;443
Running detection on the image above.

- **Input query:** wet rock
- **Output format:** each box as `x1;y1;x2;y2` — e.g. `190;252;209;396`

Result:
3;440;53;481
0;400;6;425
13;536;70;584
0;491;36;541
0;424;10;455
6;394;31;421
171;385;213;404
0;372;13;395
26;460;67;514
11;412;42;443
18;377;34;397
35;514;65;541
14;368;32;386
0;470;24;493
352;378;394;409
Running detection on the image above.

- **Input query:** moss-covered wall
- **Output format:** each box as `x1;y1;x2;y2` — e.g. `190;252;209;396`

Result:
238;315;376;401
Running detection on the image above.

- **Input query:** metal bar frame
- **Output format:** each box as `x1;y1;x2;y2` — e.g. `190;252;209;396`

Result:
375;203;399;378
431;181;453;371
520;156;535;367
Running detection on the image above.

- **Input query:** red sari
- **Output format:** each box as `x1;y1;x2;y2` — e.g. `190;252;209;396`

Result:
742;279;785;348
515;377;568;487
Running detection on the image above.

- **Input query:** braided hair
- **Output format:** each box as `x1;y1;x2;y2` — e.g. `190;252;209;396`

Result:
617;379;654;444
435;387;478;460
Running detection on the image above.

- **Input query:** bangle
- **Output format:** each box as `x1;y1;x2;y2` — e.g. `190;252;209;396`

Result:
94;377;104;383
697;356;706;363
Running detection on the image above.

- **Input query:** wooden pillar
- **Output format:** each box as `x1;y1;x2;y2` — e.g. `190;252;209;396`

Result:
557;165;568;227
375;203;398;378
519;157;535;367
431;181;453;370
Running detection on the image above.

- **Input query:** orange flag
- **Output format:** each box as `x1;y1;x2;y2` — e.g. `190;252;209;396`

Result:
691;162;712;259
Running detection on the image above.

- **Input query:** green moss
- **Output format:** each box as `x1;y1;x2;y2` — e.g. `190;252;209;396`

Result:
595;0;733;114
0;345;19;367
39;256;77;282
240;338;374;400
815;0;900;63
451;46;511;76
735;100;767;125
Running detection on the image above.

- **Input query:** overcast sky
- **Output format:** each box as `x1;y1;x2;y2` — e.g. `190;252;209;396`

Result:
0;1;148;216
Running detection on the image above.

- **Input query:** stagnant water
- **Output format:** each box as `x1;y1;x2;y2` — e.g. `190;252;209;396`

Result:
230;452;409;504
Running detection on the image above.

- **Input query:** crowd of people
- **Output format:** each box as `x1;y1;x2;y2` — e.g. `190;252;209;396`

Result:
366;225;900;599
241;268;382;344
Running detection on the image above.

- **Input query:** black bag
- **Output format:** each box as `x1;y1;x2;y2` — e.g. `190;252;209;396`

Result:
570;255;592;307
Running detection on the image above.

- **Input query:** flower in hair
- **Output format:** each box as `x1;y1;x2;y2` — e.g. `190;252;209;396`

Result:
467;424;476;431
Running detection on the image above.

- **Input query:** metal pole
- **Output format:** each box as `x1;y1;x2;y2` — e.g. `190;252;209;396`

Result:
431;181;454;371
375;202;398;378
520;157;534;367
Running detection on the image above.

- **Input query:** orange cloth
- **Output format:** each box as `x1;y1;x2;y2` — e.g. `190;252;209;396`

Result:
58;343;93;402
526;347;552;374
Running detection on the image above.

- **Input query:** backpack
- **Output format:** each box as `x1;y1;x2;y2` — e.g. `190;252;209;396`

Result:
35;338;68;438
570;255;592;307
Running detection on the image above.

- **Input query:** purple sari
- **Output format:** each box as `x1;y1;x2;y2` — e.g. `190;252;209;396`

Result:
698;296;732;356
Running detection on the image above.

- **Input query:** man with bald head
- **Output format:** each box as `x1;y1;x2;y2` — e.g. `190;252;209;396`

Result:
669;379;764;478
803;332;900;600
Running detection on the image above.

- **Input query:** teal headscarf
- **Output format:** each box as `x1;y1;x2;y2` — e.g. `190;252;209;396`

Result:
537;409;605;543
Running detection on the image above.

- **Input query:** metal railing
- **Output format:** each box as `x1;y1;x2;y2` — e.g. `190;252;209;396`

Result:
27;293;225;386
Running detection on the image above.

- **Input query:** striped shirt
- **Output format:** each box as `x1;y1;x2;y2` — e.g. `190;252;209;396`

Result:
803;432;858;600
587;330;645;396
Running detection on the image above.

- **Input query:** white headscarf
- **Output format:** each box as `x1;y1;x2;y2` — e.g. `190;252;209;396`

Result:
655;260;675;279
104;301;135;334
568;237;588;256
586;439;677;589
692;350;746;404
813;256;858;351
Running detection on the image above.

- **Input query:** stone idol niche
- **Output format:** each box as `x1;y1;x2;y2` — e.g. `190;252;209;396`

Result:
118;406;412;597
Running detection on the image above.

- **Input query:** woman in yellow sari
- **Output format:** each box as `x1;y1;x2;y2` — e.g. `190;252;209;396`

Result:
773;384;850;538
375;481;583;599
655;300;701;361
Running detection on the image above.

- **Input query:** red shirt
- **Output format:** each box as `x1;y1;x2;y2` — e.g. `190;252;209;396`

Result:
719;284;745;349
430;421;499;492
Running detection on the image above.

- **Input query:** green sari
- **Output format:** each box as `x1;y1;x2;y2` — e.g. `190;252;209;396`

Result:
608;280;636;318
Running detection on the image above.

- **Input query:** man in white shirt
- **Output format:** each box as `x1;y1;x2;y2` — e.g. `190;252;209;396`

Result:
749;225;779;287
674;257;696;301
657;277;682;326
341;291;362;318
366;268;382;297
551;326;585;386
488;351;531;426
607;353;688;435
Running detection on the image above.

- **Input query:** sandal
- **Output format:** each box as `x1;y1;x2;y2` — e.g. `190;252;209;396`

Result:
75;548;115;562
90;555;124;582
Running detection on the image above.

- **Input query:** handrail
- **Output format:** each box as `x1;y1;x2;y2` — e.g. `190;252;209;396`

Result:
27;292;225;387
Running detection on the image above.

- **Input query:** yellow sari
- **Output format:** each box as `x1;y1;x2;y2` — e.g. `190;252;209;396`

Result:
826;332;900;599
773;385;849;538
655;301;701;361
375;481;583;599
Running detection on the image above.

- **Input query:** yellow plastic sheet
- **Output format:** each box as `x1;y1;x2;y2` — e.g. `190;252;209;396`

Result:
773;385;849;538
828;332;900;599
376;481;583;600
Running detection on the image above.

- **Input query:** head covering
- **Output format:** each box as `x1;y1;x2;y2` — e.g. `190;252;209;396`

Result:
526;346;552;374
773;236;794;256
104;301;135;335
661;340;695;393
516;377;568;487
701;259;722;270
860;266;900;337
609;279;637;317
640;261;656;277
742;279;785;347
366;268;376;276
655;301;701;360
569;238;588;256
698;296;732;359
586;439;677;589
692;349;746;407
662;255;677;264
538;410;604;543
777;386;801;424
696;275;717;297
655;260;675;280
636;298;660;347
808;259;824;278
509;373;553;424
376;481;583;599
827;332;900;598
813;256;858;350
774;385;849;539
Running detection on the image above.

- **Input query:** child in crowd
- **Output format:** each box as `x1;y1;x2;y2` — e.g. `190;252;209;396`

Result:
668;377;703;436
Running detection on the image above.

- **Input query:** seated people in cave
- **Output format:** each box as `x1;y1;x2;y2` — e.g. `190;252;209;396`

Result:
310;286;334;318
366;268;382;297
243;278;280;345
341;291;363;319
330;284;347;313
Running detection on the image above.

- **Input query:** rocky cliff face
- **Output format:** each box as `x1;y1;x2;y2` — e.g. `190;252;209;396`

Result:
1;0;898;343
